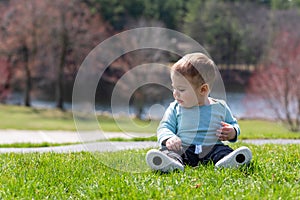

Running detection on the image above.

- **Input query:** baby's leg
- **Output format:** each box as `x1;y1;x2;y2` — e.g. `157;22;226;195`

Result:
198;144;234;165
146;147;184;172
215;146;252;168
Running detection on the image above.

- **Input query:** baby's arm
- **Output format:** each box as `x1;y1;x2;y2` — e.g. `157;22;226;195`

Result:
165;135;182;152
157;102;181;149
216;121;237;141
216;101;240;142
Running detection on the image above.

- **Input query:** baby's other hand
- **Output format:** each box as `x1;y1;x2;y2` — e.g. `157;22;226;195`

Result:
216;121;236;141
166;136;182;152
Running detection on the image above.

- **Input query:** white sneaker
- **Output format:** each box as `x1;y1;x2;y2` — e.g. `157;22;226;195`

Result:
215;146;252;168
146;149;184;172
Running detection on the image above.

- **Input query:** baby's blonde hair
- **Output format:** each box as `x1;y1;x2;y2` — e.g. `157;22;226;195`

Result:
171;53;216;89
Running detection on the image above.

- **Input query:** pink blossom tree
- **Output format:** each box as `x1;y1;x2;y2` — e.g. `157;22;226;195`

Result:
0;0;49;106
0;0;108;109
247;30;300;132
0;58;11;102
44;0;109;110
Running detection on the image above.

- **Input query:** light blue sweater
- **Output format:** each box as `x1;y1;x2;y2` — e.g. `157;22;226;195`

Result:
157;98;240;147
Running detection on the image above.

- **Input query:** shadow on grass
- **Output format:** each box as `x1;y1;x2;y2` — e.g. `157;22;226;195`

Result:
0;142;78;148
238;161;259;176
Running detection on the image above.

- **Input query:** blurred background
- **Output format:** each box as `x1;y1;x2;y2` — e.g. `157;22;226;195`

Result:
0;0;299;132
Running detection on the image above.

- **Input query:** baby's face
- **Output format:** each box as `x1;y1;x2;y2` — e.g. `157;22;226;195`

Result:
171;72;200;108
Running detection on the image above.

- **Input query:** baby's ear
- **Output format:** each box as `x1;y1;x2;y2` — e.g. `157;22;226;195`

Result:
199;83;209;95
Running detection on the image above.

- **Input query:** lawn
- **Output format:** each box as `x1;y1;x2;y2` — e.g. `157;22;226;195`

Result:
0;104;300;139
0;105;299;199
0;143;299;199
0;104;158;133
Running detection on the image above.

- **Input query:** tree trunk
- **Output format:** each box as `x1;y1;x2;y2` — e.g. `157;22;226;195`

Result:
56;47;66;110
22;45;31;107
56;15;68;111
133;91;145;120
56;60;64;110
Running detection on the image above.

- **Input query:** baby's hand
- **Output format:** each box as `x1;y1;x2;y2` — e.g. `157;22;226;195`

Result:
216;121;236;141
166;136;182;152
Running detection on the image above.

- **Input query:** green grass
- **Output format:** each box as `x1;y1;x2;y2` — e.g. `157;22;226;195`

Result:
0;104;77;130
0;143;299;199
0;106;299;199
0;104;300;140
0;104;158;132
0;142;78;148
239;120;300;139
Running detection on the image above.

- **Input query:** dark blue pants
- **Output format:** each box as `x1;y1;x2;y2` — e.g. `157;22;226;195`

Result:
160;144;233;167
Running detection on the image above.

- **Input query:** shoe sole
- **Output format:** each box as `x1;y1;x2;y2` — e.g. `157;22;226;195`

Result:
146;149;184;172
215;146;252;168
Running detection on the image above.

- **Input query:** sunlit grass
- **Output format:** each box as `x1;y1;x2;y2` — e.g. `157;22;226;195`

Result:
0;104;299;139
239;120;300;139
0;144;299;199
0;104;76;130
0;104;158;132
0;142;77;148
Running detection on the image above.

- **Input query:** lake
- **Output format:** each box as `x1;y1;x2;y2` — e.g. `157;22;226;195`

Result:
7;92;274;120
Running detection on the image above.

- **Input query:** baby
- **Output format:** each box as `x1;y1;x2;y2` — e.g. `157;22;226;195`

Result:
146;53;252;172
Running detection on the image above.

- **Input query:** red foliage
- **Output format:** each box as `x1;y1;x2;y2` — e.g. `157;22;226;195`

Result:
247;31;300;131
0;0;109;107
0;58;10;102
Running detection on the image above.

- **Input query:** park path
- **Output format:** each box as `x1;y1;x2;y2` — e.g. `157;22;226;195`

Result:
0;129;152;144
0;130;299;153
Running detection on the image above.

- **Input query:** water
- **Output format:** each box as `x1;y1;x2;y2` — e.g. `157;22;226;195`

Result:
226;92;246;118
6;92;273;120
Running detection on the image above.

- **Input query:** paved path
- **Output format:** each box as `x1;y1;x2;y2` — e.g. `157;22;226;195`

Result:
240;139;300;145
0;130;299;153
0;130;154;144
0;141;159;153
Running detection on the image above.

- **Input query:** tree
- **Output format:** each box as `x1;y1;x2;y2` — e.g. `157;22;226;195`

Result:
100;19;172;119
0;3;10;103
44;0;108;110
91;0;186;30
183;0;270;65
247;16;300;131
270;0;300;10
0;0;48;107
0;0;108;110
0;58;11;102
